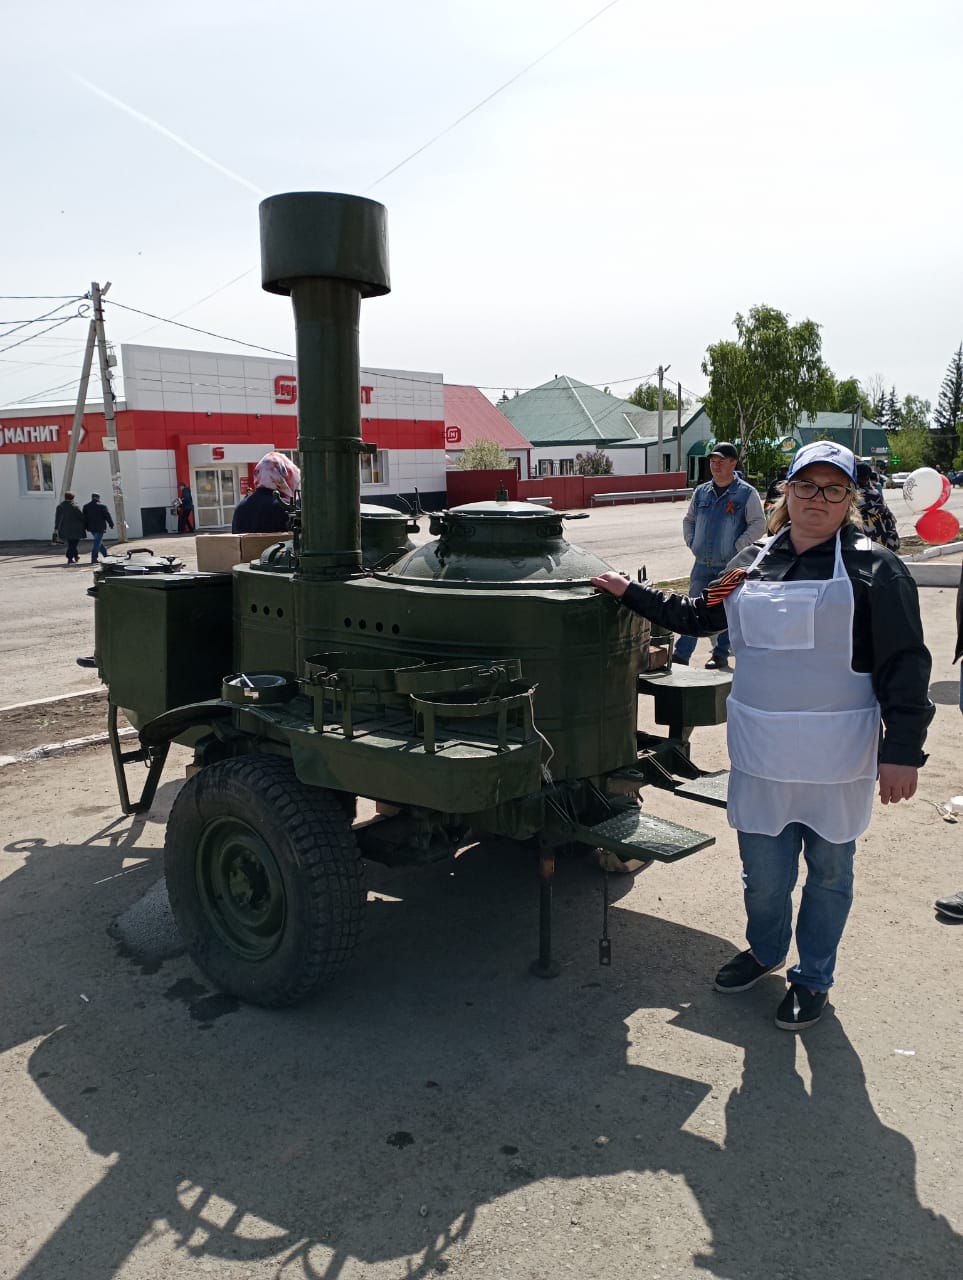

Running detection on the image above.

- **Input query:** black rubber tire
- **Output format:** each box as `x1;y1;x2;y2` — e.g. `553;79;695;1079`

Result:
164;756;364;1007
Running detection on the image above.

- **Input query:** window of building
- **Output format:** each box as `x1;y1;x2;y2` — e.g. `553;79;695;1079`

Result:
558;458;575;476
361;450;389;485
538;459;555;477
22;453;54;493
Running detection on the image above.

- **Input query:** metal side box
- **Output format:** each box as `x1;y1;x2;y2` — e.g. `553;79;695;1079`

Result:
94;574;233;727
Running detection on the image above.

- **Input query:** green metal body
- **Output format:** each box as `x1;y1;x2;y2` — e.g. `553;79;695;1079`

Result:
93;190;729;877
93;190;727;845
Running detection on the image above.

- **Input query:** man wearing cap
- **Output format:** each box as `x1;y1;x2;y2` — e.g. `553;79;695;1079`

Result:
592;440;933;1030
673;442;766;670
81;491;114;563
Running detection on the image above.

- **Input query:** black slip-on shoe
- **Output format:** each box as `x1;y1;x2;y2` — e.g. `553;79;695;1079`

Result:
714;948;784;992
775;983;829;1031
705;654;731;671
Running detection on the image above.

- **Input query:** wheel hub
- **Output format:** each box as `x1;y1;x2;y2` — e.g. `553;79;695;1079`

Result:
195;817;286;960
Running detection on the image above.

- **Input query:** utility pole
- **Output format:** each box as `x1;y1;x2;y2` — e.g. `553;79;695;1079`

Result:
657;364;671;472
91;281;128;542
676;381;683;473
60;315;98;499
856;402;863;461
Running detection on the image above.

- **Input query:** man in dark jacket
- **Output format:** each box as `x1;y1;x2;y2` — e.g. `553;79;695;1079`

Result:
934;565;963;920
53;492;87;565
81;492;114;562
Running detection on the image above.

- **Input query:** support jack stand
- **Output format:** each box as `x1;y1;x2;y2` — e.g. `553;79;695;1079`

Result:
108;702;170;816
530;843;561;978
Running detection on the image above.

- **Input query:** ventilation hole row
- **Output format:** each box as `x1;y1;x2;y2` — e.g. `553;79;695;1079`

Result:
343;618;400;634
249;603;285;618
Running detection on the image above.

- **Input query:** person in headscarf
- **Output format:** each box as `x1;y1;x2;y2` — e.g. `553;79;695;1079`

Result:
231;451;301;533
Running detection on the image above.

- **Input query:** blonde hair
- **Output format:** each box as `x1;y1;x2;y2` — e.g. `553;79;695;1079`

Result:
768;485;860;534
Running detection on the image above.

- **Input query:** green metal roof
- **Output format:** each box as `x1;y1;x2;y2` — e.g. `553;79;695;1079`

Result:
496;376;703;446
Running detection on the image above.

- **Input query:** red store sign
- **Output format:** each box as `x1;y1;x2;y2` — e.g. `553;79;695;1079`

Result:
273;376;374;407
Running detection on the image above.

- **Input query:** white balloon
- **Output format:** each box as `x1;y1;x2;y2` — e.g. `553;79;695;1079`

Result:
903;467;944;512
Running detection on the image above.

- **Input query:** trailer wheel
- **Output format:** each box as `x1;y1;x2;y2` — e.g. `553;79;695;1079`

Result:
164;756;364;1007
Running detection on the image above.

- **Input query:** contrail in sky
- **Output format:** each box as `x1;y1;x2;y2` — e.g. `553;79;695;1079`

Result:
73;75;266;197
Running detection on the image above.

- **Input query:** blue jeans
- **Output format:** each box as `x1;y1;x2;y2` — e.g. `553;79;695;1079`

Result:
737;824;855;992
90;531;106;561
672;561;730;661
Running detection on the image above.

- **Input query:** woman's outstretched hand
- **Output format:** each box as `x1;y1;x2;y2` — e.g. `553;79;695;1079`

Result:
590;572;630;599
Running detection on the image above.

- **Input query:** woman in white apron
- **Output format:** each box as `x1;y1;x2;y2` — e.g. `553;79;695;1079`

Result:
592;441;933;1031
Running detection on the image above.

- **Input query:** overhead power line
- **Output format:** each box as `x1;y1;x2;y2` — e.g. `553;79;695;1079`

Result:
0;294;88;301
365;0;622;191
105;299;293;357
0;315;80;357
0;296;86;340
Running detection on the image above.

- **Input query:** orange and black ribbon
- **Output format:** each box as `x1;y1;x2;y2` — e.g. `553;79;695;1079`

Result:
704;567;749;607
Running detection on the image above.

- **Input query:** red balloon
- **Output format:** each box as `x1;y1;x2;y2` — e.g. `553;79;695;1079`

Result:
934;475;953;508
915;508;960;544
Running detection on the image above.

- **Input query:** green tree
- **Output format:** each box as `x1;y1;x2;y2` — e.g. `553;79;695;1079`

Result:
901;394;931;433
934;342;963;467
627;383;680;411
886;387;902;431
456;439;512;470
837;376;874;419
701;304;832;479
574;449;613;475
886;427;928;471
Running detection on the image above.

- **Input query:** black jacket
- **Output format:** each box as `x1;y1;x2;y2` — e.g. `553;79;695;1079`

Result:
621;523;933;767
82;500;114;534
954;562;963;664
231;486;290;534
54;500;87;541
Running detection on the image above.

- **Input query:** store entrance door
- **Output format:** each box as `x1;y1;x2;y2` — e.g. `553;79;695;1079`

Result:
194;466;239;528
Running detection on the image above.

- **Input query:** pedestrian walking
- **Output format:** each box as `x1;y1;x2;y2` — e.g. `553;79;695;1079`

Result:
592;441;934;1030
174;481;195;533
673;443;766;670
53;491;87;565
81;492;114;562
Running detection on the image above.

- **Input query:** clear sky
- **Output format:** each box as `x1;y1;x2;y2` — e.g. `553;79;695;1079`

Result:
2;0;961;411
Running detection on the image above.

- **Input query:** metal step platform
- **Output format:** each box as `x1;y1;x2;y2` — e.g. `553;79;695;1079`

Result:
572;807;715;864
674;770;729;808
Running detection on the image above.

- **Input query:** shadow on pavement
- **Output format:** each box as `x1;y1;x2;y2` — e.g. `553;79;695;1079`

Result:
2;803;961;1279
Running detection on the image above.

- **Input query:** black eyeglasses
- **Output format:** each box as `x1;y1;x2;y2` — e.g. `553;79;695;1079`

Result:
787;479;853;504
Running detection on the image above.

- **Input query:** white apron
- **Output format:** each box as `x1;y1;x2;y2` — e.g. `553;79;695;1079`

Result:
723;530;880;842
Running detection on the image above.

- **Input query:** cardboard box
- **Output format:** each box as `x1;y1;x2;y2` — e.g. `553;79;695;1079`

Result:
195;532;292;574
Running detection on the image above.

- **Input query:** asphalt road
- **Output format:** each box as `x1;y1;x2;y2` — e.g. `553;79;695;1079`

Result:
3;486;962;708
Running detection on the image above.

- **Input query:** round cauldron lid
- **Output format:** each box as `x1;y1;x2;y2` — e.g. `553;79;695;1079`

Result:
448;500;553;517
361;503;408;518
